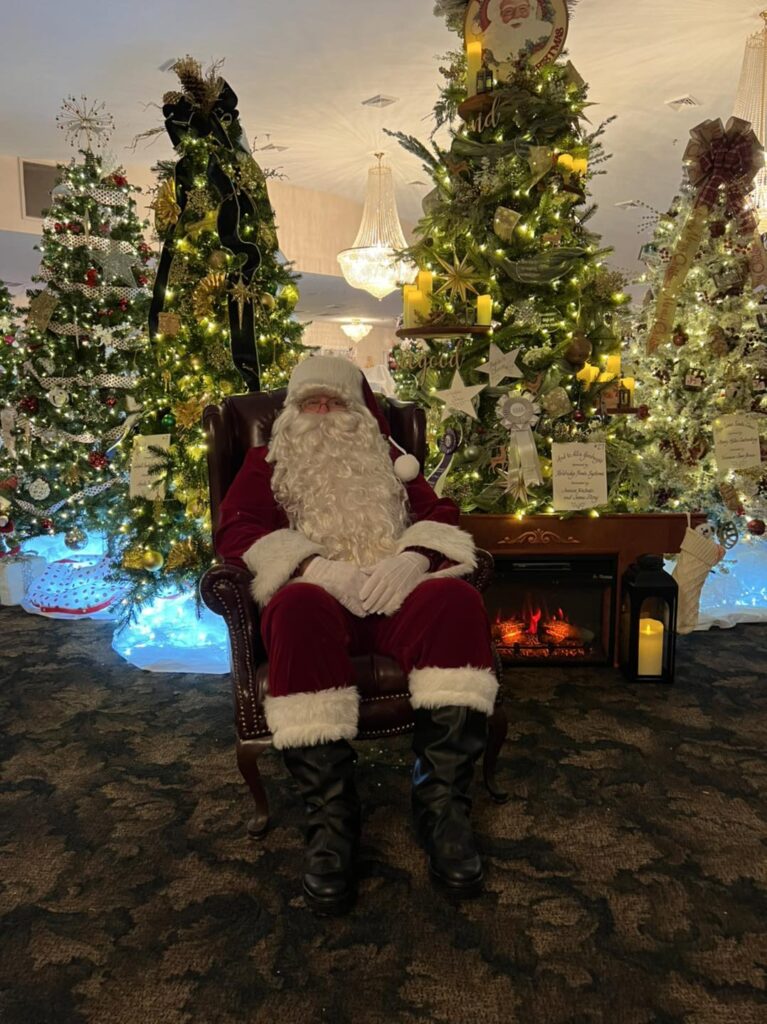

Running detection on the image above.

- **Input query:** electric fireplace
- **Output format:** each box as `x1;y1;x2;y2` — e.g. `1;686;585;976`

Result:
485;555;617;666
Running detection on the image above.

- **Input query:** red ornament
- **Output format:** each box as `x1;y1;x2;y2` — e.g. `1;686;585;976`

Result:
136;275;148;287
4;334;15;345
40;518;54;532
69;221;83;235
672;327;688;348
0;518;13;534
53;222;65;234
111;173;128;188
18;396;39;414
104;396;117;408
748;518;766;536
118;298;129;311
88;451;109;470
85;268;100;287
636;404;650;420
0;475;18;491
572;409;586;423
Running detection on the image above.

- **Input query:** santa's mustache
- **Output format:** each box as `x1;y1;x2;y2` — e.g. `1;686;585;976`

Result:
288;408;363;440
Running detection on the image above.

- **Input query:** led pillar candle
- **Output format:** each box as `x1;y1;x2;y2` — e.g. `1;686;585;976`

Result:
466;42;482;98
476;294;493;325
637;618;664;676
402;285;418;328
417;270;434;298
605;354;622;378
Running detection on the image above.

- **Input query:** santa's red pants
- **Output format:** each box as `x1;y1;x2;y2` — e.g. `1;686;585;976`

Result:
262;577;494;695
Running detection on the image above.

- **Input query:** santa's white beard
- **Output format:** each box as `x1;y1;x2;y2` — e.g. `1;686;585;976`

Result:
267;403;410;567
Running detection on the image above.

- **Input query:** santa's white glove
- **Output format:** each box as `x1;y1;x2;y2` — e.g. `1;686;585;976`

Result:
301;557;369;617
360;551;430;616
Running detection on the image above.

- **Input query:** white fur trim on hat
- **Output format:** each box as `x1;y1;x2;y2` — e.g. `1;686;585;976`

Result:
409;666;498;715
395;520;477;577
243;528;326;608
287;355;364;405
264;686;360;749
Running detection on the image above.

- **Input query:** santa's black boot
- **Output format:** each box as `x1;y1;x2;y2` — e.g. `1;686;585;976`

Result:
282;739;361;915
411;705;487;895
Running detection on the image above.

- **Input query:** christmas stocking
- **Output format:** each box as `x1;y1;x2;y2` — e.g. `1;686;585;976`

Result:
671;524;725;635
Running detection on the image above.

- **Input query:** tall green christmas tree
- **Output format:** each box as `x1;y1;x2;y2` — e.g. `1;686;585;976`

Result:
0;280;22;554
628;116;767;541
110;58;305;618
388;1;645;515
0;98;152;554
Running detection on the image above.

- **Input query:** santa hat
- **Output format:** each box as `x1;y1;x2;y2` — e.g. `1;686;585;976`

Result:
286;354;421;483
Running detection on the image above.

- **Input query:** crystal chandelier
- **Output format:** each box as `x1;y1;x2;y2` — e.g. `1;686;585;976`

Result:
340;319;373;342
734;10;767;230
337;153;417;299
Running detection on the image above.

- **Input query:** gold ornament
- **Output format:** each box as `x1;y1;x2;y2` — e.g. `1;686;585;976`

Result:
260;292;276;311
434;253;484;303
192;272;227;319
173;396;208;430
229;276;259;328
165;539;198;571
157;312;181;337
208;249;230;270
152;179;181;234
122;547;146;571
185;186;213;216
28;290;59;331
564;332;592;369
142;549;165;572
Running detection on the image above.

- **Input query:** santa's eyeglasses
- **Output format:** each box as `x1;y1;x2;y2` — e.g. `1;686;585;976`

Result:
299;395;348;412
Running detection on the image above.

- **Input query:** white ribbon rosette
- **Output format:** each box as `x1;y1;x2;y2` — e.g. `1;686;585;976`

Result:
497;391;543;487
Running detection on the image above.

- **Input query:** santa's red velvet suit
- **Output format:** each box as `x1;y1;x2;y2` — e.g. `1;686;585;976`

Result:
214;355;497;913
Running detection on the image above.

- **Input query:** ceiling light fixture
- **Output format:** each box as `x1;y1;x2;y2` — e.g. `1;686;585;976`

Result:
362;95;398;108
340;320;373;343
337;153;417;300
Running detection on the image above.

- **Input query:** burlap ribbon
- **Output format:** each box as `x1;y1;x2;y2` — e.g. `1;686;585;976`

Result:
647;117;764;353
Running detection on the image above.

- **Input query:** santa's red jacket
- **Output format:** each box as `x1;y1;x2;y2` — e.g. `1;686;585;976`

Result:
215;444;478;609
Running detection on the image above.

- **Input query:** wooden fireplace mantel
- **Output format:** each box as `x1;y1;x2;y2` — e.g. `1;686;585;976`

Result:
460;513;705;667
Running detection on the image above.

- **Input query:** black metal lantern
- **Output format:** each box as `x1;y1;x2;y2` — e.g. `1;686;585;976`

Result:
619;554;678;683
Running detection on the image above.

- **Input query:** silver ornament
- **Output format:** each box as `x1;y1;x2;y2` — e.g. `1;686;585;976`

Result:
47;387;69;409
65;527;88;550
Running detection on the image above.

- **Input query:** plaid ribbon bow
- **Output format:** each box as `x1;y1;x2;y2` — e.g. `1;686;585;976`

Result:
685;116;764;212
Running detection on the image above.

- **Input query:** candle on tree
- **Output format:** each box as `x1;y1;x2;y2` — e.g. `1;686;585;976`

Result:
605;354;621;378
621;377;635;404
466;42;482;98
476;294;493;325
402;285;418;328
637;618;664;676
417;270;434;298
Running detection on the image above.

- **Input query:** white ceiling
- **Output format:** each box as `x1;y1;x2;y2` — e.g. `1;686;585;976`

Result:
0;0;765;285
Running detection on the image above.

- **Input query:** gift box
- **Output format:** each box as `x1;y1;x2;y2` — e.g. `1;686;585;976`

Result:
0;553;47;605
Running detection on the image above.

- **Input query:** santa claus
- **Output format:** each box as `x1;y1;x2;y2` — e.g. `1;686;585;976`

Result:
474;0;553;73
216;355;498;915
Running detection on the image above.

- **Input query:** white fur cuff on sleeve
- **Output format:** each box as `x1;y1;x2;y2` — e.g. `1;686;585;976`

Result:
243;528;326;608
396;520;477;578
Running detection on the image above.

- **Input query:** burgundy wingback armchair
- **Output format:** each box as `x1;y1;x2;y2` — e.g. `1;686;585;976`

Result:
199;388;508;836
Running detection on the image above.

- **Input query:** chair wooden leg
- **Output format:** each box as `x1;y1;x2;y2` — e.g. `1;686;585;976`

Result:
236;737;272;838
483;706;509;804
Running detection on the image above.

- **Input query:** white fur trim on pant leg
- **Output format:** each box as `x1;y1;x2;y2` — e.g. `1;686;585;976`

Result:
264;686;359;750
243;529;326;608
396;521;477;576
409;666;498;715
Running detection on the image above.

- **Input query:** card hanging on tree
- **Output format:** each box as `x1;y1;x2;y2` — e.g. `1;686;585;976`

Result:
552;442;608;511
28;291;59;331
713;414;762;473
157;312;181;337
129;434;171;500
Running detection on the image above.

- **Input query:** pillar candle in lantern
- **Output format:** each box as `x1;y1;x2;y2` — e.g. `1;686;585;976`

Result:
417;270;434;298
637;618;664;676
466;42;482;97
476;294;493;325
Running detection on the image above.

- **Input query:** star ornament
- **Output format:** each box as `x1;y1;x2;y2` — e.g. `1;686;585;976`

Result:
56;96;114;151
434;253;484;303
476;342;523;386
434;371;486;421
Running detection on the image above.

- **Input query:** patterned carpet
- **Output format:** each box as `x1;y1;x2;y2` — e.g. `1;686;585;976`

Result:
1;607;766;1024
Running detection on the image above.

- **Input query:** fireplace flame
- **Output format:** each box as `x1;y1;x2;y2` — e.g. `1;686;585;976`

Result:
492;592;592;657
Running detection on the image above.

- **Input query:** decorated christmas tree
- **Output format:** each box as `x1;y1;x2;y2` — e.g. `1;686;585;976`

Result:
628;116;767;544
0;280;22;554
387;0;645;515
110;58;305;620
0;98;152;557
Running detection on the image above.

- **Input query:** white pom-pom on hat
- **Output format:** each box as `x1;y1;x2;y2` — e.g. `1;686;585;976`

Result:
393;453;420;482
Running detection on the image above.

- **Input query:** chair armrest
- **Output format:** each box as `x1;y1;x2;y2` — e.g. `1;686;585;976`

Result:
200;563;268;736
461;548;494;593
